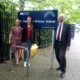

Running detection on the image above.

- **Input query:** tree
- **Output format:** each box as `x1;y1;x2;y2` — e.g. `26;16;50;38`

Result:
15;0;80;23
1;0;80;23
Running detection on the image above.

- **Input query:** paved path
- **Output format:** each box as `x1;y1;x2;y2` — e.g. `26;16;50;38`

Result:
0;32;80;80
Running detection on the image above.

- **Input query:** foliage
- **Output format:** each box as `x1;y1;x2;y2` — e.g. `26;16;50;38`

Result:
0;1;18;43
16;0;80;24
1;0;80;23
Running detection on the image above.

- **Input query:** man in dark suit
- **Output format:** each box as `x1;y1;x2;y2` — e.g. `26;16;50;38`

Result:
54;14;71;78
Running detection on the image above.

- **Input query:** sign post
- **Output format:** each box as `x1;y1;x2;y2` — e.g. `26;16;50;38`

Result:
50;30;55;68
18;10;58;67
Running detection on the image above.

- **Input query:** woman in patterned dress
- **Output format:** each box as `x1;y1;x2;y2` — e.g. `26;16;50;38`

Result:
9;19;23;65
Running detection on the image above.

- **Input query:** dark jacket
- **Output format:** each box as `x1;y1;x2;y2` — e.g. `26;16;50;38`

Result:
22;24;35;43
54;22;71;48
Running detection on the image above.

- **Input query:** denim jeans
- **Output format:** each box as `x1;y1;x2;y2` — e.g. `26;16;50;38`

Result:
24;38;32;62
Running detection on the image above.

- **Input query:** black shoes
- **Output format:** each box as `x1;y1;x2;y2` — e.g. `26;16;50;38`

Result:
56;67;61;70
56;67;66;78
60;72;66;78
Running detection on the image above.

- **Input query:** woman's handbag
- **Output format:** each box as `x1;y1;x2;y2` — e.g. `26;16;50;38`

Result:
30;44;38;57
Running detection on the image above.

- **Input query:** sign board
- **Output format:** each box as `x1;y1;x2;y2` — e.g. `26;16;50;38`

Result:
18;10;58;29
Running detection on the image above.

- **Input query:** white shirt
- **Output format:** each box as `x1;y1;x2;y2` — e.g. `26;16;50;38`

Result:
56;23;64;41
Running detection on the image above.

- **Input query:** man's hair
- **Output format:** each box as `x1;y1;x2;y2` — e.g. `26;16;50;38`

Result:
58;14;65;18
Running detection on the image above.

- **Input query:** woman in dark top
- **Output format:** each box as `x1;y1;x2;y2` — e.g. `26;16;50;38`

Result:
22;16;34;67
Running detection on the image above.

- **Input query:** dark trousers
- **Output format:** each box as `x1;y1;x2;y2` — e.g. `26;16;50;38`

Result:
55;41;66;73
24;38;32;62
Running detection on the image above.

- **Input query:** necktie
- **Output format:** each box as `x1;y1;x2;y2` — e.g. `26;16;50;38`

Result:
57;24;61;41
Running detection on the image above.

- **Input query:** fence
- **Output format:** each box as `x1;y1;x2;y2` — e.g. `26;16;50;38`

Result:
0;3;17;62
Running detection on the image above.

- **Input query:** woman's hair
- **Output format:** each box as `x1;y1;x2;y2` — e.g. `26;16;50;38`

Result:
13;19;20;26
27;16;34;30
27;16;33;24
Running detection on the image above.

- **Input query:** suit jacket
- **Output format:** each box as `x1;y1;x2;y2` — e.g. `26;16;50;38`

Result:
54;22;71;48
22;24;35;43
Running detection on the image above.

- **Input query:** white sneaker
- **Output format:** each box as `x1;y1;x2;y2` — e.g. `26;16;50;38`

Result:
24;62;30;67
24;62;27;67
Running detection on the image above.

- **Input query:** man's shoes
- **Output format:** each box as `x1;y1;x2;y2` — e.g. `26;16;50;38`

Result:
56;67;61;70
60;72;66;78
